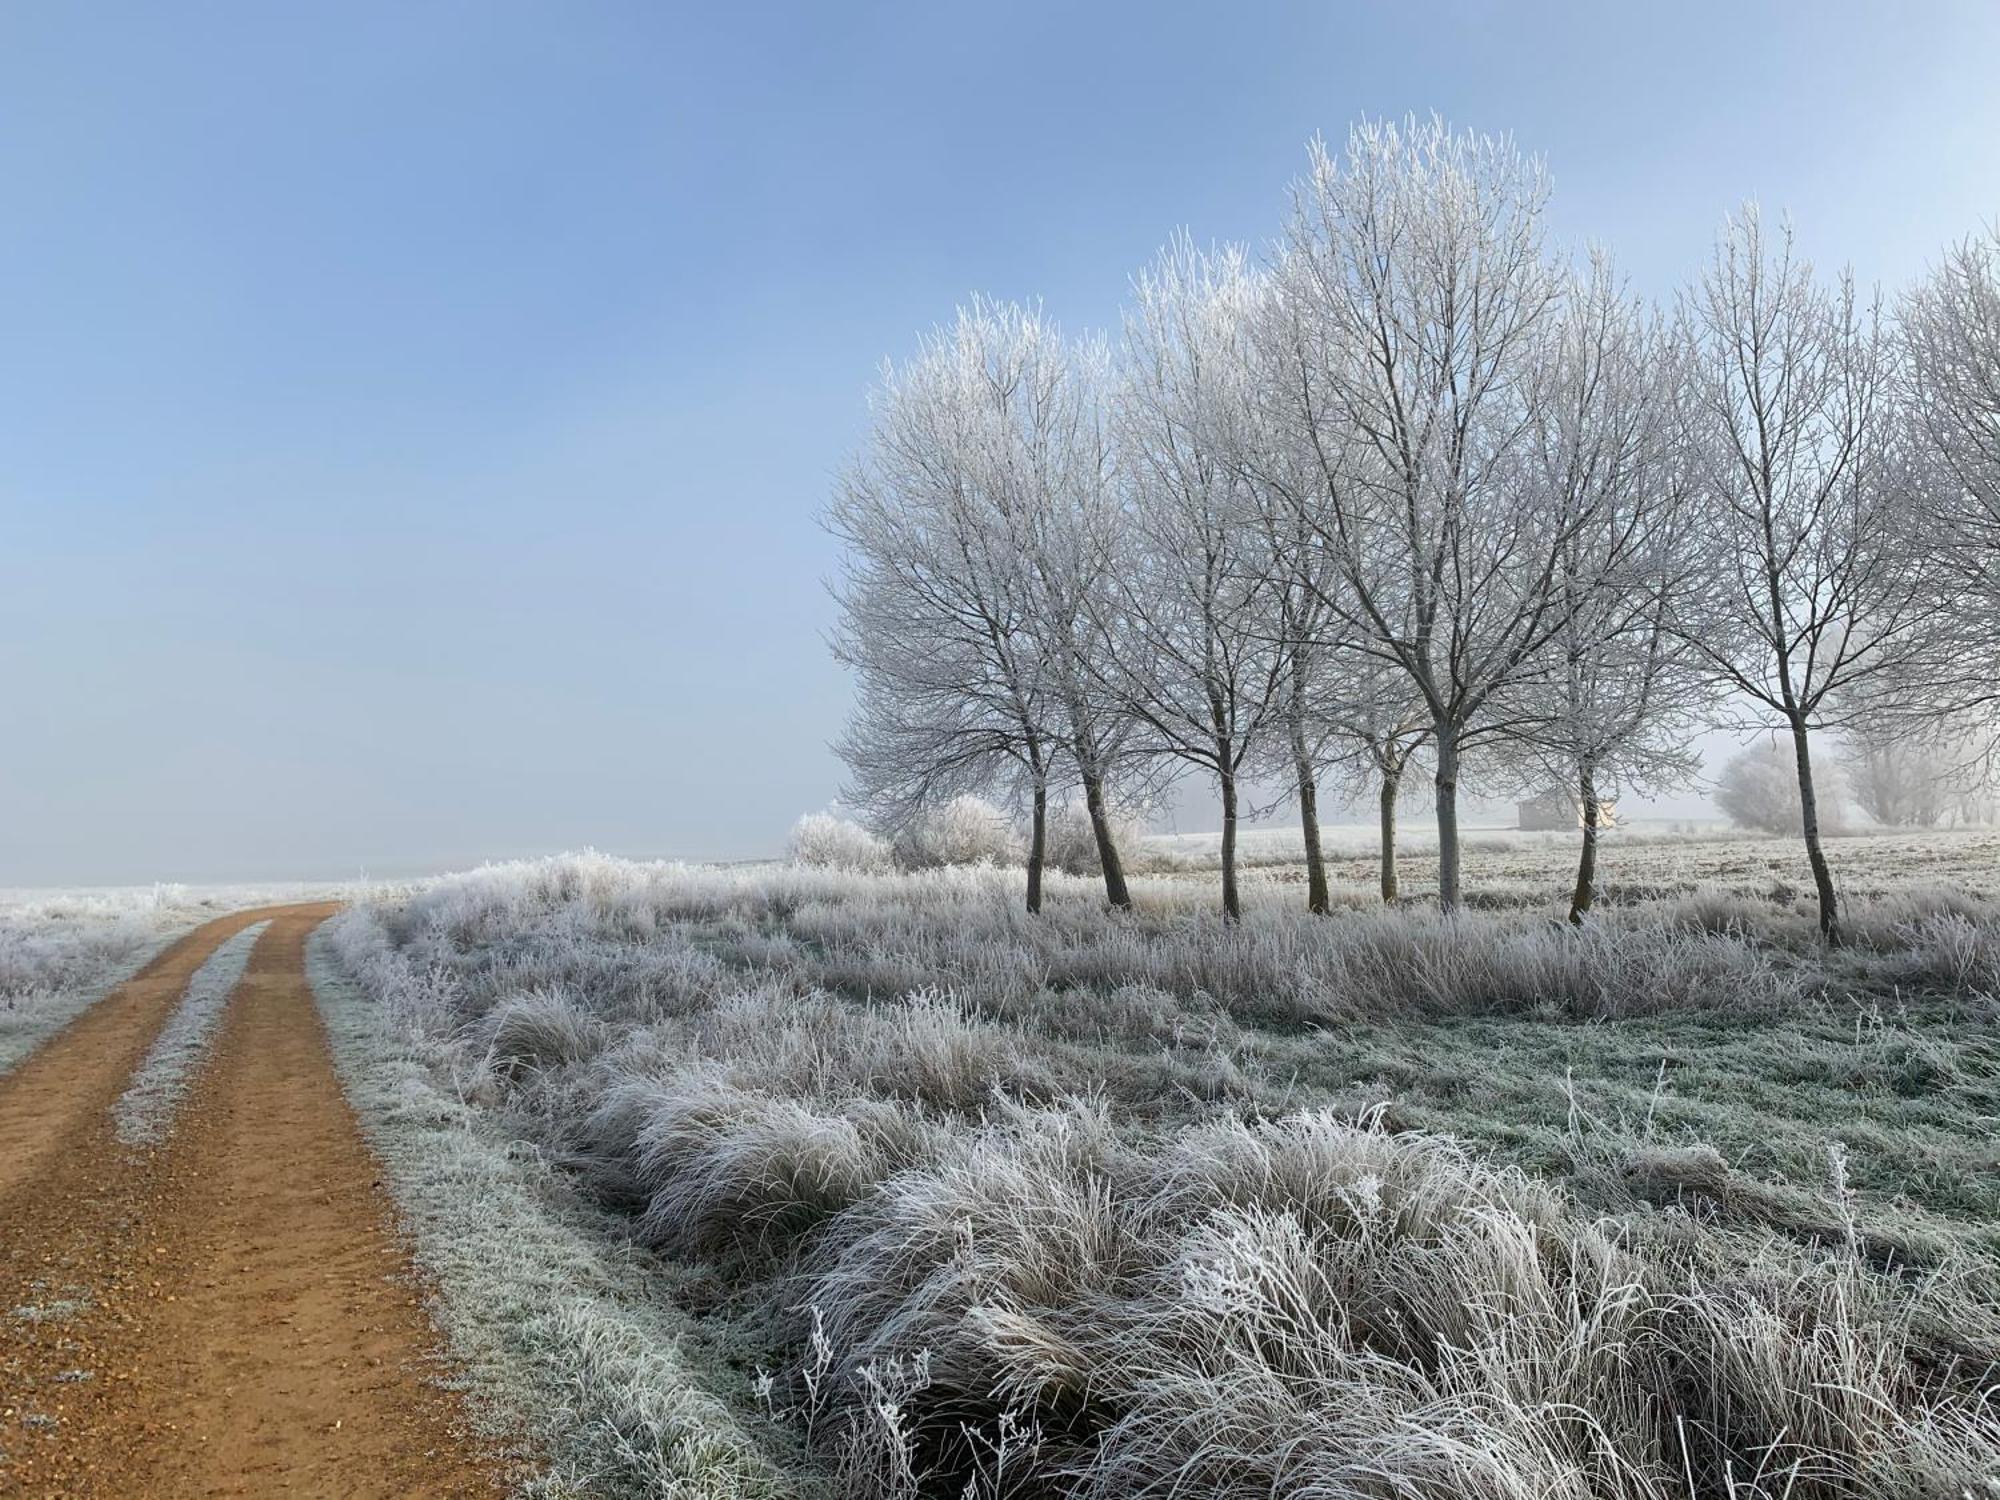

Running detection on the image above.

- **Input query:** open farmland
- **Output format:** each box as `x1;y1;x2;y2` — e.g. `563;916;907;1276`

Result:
306;828;2000;1498
11;13;2000;1494
1145;821;2000;907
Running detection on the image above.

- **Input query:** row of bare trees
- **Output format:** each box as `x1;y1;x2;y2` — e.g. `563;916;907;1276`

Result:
827;117;2000;941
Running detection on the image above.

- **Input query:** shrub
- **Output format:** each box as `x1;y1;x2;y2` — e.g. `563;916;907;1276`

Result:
788;811;893;872
624;1072;944;1258
483;988;610;1079
891;796;1022;869
798;1110;2000;1500
1716;739;1847;836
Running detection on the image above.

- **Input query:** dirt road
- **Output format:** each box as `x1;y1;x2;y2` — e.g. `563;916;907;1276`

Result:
0;906;511;1497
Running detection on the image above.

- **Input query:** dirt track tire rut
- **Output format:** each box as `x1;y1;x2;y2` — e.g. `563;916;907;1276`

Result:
0;905;511;1497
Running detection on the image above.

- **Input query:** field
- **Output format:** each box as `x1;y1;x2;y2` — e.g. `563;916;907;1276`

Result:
3;831;1996;1495
298;825;2000;1498
18;7;2000;1497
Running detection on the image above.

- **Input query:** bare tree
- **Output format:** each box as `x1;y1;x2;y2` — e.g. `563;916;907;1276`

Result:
1506;256;1710;923
1240;433;1426;907
827;302;1062;910
1006;320;1142;909
1899;227;2000;739
1259;503;1346;913
1236;331;1352;914
826;134;1988;932
1108;238;1287;920
1676;209;1933;941
1266;116;1577;911
1841;729;1944;828
1841;716;1994;828
1318;658;1430;902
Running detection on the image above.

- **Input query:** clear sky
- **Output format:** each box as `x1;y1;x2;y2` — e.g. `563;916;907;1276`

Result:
4;1;1998;884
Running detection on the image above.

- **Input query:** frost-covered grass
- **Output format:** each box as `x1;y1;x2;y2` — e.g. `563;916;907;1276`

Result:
307;928;812;1500
113;921;268;1146
0;881;357;1079
1143;821;2000;906
1145;814;1752;863
324;844;2000;1498
0;887;214;1078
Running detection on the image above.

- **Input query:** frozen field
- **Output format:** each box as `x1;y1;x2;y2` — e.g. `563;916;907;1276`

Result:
1142;820;2000;902
310;831;2000;1498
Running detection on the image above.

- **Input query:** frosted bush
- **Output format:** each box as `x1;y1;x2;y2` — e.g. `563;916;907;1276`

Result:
483;988;611;1078
1717;740;1849;836
787;811;893;873
797;1110;2000;1499
890;795;1021;869
621;1068;946;1257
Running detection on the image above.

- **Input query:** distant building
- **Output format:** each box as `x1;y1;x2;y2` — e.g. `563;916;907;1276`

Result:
1517;788;1619;831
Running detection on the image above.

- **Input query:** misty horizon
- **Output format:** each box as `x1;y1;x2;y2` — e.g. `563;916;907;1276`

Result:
5;2;1997;886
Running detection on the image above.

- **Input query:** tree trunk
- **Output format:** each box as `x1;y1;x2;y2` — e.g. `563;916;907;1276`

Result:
1789;719;1842;943
1025;780;1047;915
1568;759;1599;925
1219;770;1242;923
1081;770;1132;910
1434;725;1462;912
1378;765;1401;903
1298;768;1330;915
1290;692;1329;916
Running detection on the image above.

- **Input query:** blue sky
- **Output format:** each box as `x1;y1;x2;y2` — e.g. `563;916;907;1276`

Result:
4;2;1997;884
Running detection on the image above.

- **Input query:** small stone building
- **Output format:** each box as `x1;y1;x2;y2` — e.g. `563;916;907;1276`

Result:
1516;788;1619;831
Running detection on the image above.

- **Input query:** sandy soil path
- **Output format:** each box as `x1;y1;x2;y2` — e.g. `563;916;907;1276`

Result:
0;906;280;1201
0;905;512;1497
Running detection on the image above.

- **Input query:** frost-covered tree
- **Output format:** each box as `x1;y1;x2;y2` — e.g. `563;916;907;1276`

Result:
828;302;1067;912
1317;658;1429;903
1507;257;1710;923
1010;327;1144;909
1899;227;2000;736
1236;334;1350;914
1237;396;1421;910
823;123;1998;928
1266;533;1347;913
1243;492;1346;913
1267;117;1576;911
1840;717;1994;828
1108;239;1287;920
1676;209;1933;941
